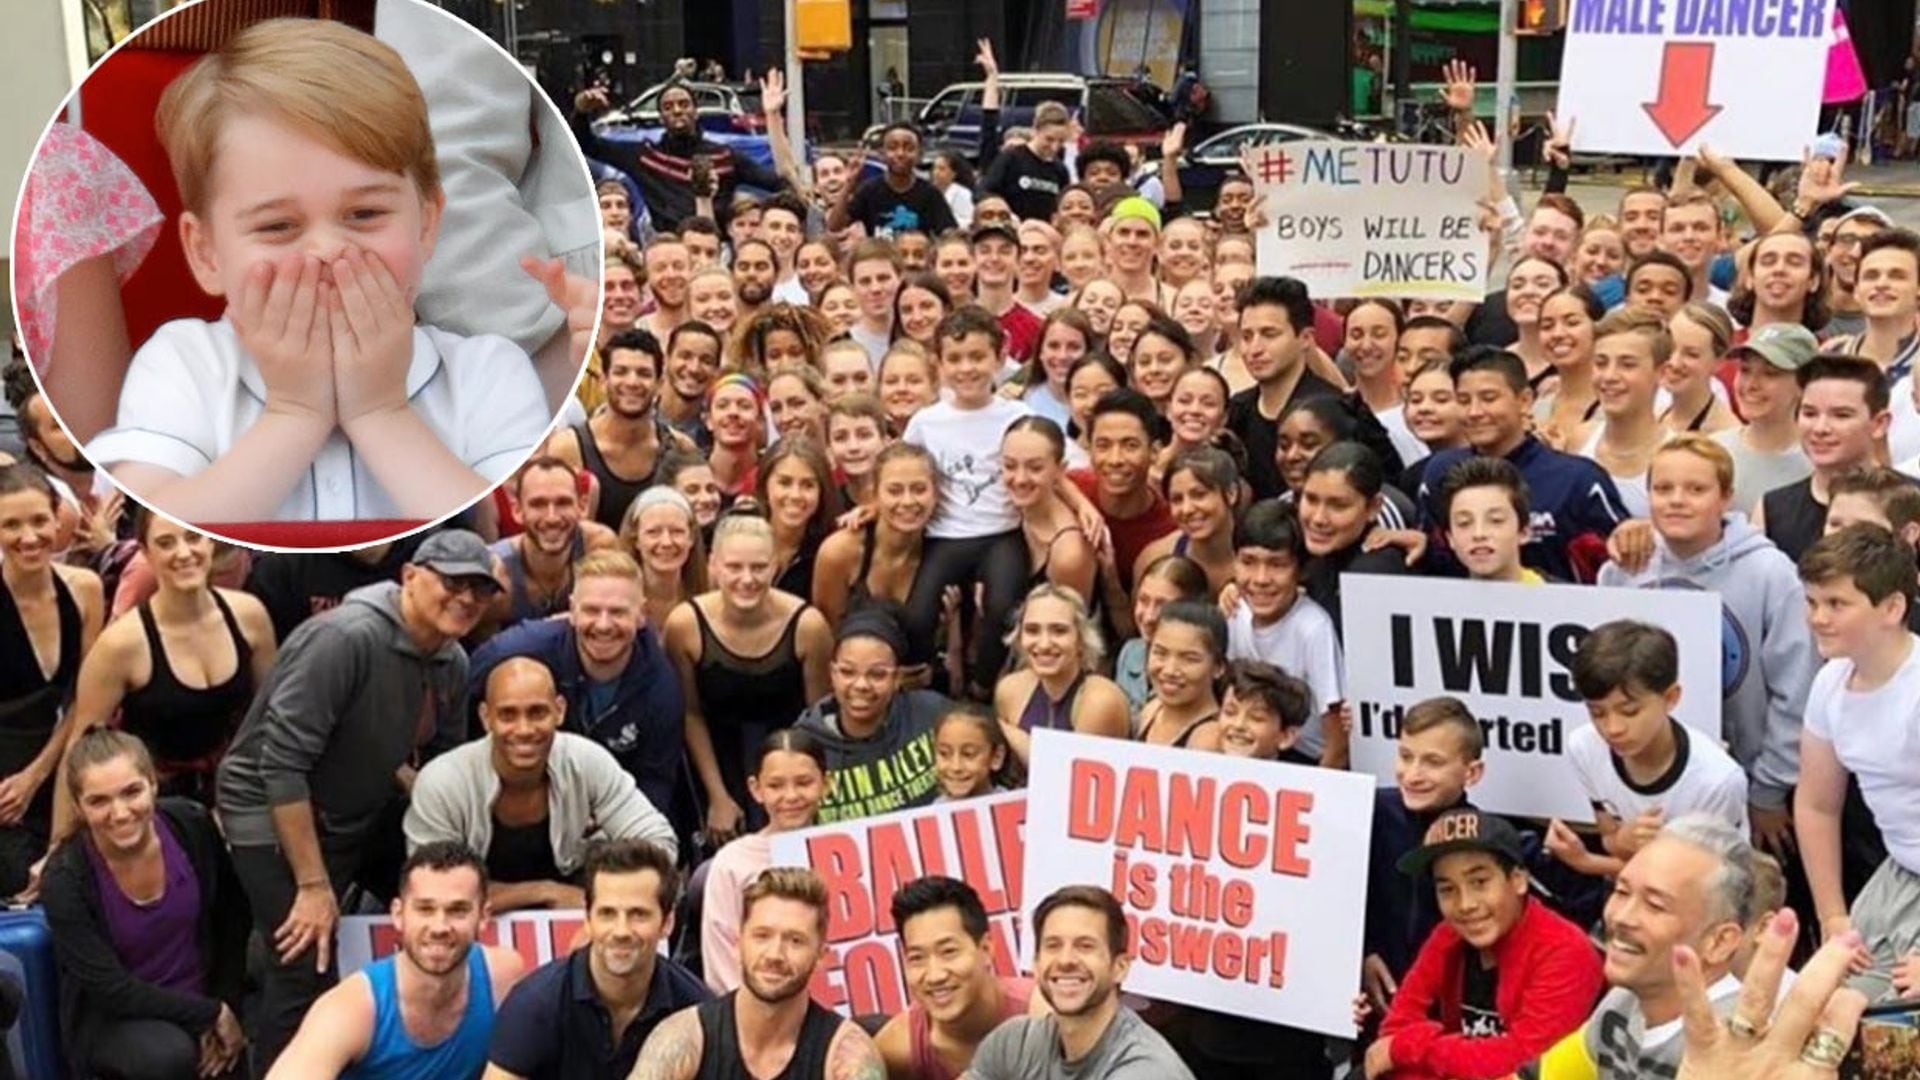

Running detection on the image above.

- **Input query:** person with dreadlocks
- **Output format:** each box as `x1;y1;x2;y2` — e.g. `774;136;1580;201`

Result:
730;303;835;378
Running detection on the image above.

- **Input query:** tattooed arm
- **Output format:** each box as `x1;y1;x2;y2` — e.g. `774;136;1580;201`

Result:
629;1007;705;1080
828;1021;888;1080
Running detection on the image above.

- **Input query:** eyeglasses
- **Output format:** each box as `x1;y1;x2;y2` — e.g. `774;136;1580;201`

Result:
1830;234;1868;249
831;663;898;686
432;569;501;599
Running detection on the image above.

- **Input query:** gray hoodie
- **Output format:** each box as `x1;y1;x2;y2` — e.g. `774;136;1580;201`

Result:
217;581;469;848
1597;515;1815;809
794;689;949;825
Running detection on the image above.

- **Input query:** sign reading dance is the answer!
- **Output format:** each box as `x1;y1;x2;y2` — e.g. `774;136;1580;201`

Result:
1022;730;1374;1038
1341;575;1724;821
769;793;1027;1018
1557;0;1828;159
1250;140;1487;303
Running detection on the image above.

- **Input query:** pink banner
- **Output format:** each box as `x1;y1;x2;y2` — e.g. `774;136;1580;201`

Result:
1825;5;1867;104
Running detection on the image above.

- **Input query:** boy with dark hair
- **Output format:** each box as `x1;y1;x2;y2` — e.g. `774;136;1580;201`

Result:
1437;456;1538;583
1225;500;1341;761
1796;524;1920;1001
1362;697;1486;1009
1417;346;1626;582
1367;809;1605;1079
1226;277;1342;500
1216;659;1316;764
1757;353;1893;562
1068;389;1177;594
830;123;956;238
1546;620;1751;881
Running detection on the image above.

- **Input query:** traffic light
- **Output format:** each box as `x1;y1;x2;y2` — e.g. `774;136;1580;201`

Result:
1515;0;1566;34
797;0;851;52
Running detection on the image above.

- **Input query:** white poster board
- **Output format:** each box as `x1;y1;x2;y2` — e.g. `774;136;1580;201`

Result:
1250;140;1488;303
1341;575;1724;822
769;793;1028;1017
1022;730;1374;1038
1558;0;1828;160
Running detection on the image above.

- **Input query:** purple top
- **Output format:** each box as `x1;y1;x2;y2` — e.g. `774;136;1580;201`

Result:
86;814;205;996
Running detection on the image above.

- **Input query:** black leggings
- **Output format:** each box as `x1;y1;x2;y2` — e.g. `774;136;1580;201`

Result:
904;531;1030;693
87;1018;213;1080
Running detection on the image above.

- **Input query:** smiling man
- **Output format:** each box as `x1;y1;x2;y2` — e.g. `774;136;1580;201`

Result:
874;876;1033;1080
483;457;619;633
968;885;1194;1079
484;840;708;1080
469;551;687;837
218;528;498;1071
570;80;790;233
405;657;676;912
1368;809;1603;1080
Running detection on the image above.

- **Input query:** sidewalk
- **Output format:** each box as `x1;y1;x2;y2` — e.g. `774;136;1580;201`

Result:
1522;158;1920;198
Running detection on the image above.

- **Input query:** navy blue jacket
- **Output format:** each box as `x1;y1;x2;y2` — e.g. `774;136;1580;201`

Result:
1416;436;1628;583
469;619;684;817
1364;789;1470;979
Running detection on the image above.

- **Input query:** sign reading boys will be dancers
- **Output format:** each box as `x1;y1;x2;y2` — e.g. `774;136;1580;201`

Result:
1250;140;1488;303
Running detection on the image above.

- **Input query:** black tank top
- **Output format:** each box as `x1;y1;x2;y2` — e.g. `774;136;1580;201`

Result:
496;533;587;625
694;992;841;1080
0;571;80;831
1761;476;1828;564
121;591;254;778
691;602;811;829
848;524;936;667
486;813;561;884
576;420;666;531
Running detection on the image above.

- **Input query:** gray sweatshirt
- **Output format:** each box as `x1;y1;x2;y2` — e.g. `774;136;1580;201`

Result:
217;582;469;848
1597;514;1816;809
402;732;677;868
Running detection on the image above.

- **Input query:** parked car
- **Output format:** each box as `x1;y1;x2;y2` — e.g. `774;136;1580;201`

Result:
1132;121;1331;213
866;73;1171;161
603;80;768;135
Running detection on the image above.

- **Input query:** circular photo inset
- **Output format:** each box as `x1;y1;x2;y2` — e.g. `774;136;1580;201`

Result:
10;0;601;550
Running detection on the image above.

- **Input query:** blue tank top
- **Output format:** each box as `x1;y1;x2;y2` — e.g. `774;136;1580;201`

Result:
343;947;494;1080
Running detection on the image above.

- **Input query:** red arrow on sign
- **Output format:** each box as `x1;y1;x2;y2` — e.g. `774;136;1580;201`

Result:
1642;41;1723;147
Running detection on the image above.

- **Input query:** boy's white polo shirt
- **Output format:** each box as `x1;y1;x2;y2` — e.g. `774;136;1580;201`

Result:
87;317;550;522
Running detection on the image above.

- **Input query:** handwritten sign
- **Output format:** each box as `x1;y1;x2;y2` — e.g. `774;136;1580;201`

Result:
1341;575;1724;821
1558;0;1828;159
1023;731;1373;1038
1250;140;1487;303
770;793;1027;1017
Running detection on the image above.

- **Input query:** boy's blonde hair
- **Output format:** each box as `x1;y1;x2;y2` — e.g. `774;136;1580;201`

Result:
157;18;441;216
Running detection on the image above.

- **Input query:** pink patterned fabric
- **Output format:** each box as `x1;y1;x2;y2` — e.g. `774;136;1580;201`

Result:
14;123;163;371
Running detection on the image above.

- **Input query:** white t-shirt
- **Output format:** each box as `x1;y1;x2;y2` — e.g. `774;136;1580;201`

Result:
850;324;891;371
1566;720;1750;834
1226;592;1344;758
87;317;549;522
1804;636;1920;875
771;274;810;307
903;397;1032;539
1888;374;1920;464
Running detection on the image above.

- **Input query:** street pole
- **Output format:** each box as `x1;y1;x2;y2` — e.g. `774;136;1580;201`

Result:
1494;0;1517;170
1391;0;1412;131
785;0;807;166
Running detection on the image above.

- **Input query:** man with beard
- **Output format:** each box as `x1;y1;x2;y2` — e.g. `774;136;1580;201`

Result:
218;530;499;1071
628;868;885;1078
643;236;694;342
1577;816;1762;1079
270;842;524;1078
406;657;676;911
547;329;697;532
732;239;779;325
602;257;645;349
470;552;686;841
571;81;789;233
659;322;722;451
484;840;708;1080
874;876;1032;1079
483;457;619;632
969;885;1192;1079
1617;187;1667;263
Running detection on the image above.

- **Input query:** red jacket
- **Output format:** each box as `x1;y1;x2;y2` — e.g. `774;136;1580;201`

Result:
1379;897;1604;1080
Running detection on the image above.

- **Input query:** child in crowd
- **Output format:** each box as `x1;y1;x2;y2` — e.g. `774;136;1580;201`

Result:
1548;620;1751;880
820;338;875;398
1438;456;1543;583
1224;500;1341;762
1795;524;1920;1002
824;393;890;508
85;19;566;524
933;703;1010;801
1363;697;1486;1009
1216;660;1316;765
1114;554;1210;712
1597;436;1816;850
700;729;828;993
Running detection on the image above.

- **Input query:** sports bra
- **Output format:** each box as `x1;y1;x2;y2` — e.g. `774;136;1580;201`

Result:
1017;672;1086;733
120;590;253;774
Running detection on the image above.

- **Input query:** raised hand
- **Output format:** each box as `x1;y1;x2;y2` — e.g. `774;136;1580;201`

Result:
229;254;336;425
1545;111;1576;168
1440;59;1478;113
761;68;787;117
573;86;611;116
520;256;596;371
325;247;414;428
1161;121;1188;162
974;38;998;76
1798;142;1860;208
1693;141;1734;180
1458;119;1497;163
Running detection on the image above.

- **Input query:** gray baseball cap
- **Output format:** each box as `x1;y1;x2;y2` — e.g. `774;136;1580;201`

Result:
1727;323;1819;372
411;529;494;580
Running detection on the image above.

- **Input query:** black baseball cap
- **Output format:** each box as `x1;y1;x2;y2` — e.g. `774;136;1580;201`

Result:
969;222;1020;248
1397;808;1527;878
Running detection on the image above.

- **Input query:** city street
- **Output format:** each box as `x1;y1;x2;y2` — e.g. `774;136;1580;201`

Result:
1542;159;1920;230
